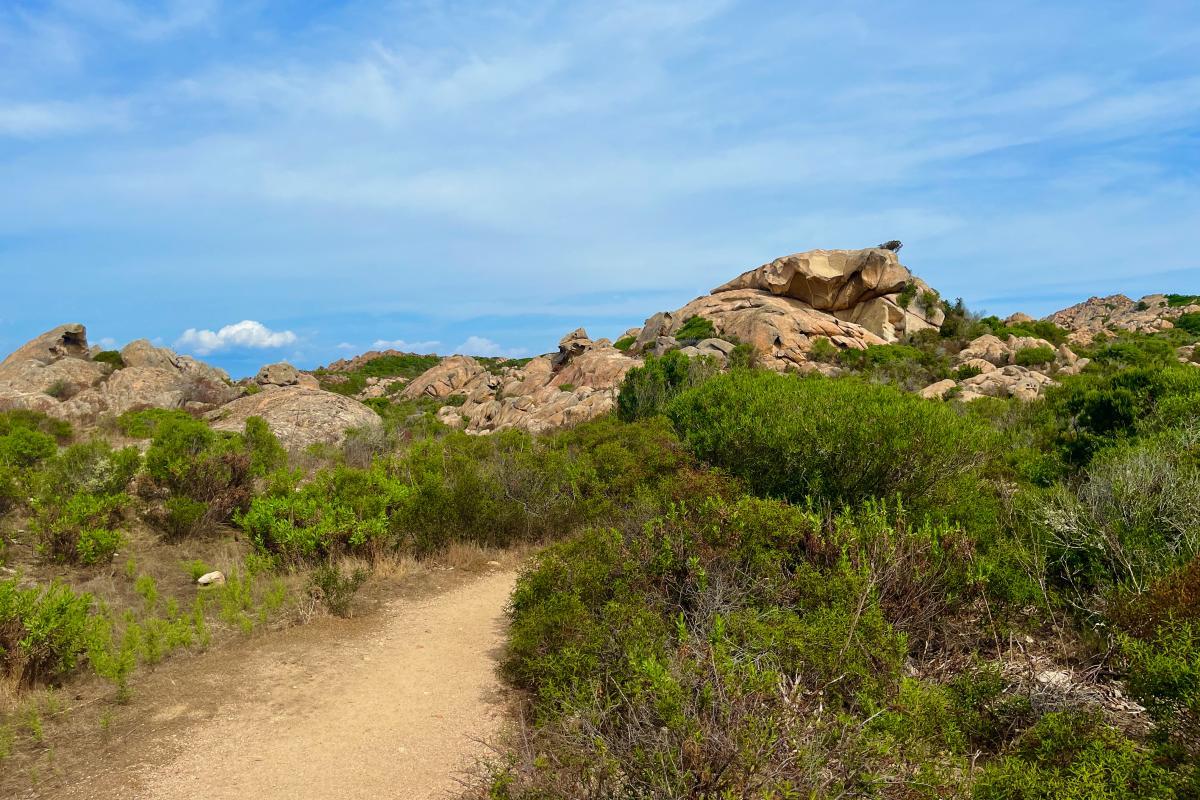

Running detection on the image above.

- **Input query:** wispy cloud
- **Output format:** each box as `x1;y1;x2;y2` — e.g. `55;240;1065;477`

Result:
454;336;528;358
177;320;298;355
371;338;441;352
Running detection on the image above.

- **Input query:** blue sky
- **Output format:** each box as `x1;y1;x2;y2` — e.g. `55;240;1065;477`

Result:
1;0;1198;375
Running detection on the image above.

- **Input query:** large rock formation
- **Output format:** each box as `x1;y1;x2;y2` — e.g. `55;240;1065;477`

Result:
0;325;240;422
0;325;378;449
208;387;380;451
627;246;941;370
1047;294;1200;344
394;246;952;433
428;330;640;435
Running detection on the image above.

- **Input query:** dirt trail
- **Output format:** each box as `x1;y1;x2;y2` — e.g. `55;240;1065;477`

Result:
56;569;516;800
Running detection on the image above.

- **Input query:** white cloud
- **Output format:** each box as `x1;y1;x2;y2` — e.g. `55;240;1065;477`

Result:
335;342;357;351
97;336;118;349
176;320;297;355
454;336;527;358
371;338;441;352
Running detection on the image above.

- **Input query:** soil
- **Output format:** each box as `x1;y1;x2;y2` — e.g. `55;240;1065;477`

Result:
7;565;517;799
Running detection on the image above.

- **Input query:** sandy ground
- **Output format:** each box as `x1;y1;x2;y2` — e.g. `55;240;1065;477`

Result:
31;568;516;800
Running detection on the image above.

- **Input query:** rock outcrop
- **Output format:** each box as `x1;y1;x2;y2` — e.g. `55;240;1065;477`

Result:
255;362;320;390
626;247;941;370
208;387;380;451
918;334;1086;402
428;331;640;435
1047;294;1200;344
0;325;240;422
0;325;377;450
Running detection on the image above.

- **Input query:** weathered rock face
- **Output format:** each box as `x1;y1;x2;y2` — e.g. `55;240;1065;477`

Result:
714;248;910;311
709;247;945;345
418;331;641;435
1047;294;1200;344
0;326;240;423
666;289;887;371
401;355;491;400
627;248;943;368
208;387;380;451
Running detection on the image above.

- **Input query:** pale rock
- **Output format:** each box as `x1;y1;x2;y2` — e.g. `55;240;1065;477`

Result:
401;355;490;399
919;379;958;400
208;387;380;450
197;571;225;587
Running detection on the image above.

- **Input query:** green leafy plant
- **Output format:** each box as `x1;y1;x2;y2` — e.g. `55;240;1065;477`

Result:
672;315;717;341
309;563;368;617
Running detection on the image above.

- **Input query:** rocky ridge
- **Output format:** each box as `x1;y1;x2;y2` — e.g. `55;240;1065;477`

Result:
3;248;1195;441
1048;294;1200;344
0;326;379;449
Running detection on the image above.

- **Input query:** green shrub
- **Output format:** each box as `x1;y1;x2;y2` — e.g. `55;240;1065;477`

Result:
972;711;1184;800
0;409;72;442
0;427;56;468
144;414;252;523
160;496;209;539
727;342;757;369
1014;345;1055;367
616;350;720;422
1121;622;1200;760
115;408;193;439
0;464;19;513
0;578;95;685
499;496;918;796
1035;431;1200;596
35;440;139;497
1166;294;1200;308
32;492;127;564
1175;312;1200;336
673;315;717;341
558;383;575;392
613;335;635;351
808;336;837;363
309;563;368;617
92;350;125;370
667;371;994;511
1046;364;1200;466
243;416;286;476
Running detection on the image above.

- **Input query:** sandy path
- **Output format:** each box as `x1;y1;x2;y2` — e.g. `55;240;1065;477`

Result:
61;569;516;800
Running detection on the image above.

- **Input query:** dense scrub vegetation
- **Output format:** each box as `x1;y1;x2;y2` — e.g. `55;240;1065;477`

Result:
483;319;1200;798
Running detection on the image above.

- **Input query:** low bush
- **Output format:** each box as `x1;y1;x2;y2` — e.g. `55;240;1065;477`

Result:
1035;432;1200;596
613;335;635;351
0;427;57;468
616;350;720;422
972;711;1187;800
31;492;127;565
92;350;125;370
672;315;716;341
1121;623;1200;761
1014;345;1055;367
309;563;367;617
1175;312;1200;336
115;408;193;439
667;370;995;512
0;578;95;685
143;415;257;527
